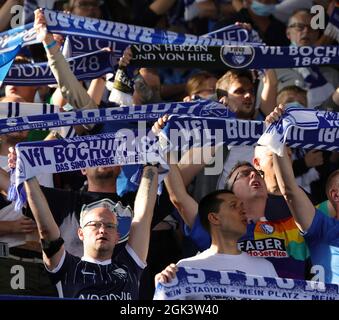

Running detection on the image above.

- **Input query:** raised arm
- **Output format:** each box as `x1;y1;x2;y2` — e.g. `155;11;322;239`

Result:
128;165;158;263
34;9;97;134
268;107;316;232
24;177;64;270
259;69;278;117
152;116;199;229
9;148;64;269
165;163;198;229
178;146;217;187
0;167;10;196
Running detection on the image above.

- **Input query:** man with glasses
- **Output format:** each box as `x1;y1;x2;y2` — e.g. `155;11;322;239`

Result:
9;148;159;299
277;9;338;107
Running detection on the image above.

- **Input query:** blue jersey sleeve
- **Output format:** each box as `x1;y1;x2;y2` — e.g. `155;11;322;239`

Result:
304;209;339;246
183;215;211;251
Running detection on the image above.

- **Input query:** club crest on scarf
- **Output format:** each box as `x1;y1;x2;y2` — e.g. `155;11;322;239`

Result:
260;224;274;235
198;101;231;118
17;157;26;179
220;45;255;69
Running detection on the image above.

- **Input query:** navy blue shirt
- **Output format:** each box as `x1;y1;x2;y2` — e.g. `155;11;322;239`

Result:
48;246;144;300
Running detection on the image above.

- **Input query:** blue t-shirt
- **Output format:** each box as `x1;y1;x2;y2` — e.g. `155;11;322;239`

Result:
48;246;144;300
303;210;339;284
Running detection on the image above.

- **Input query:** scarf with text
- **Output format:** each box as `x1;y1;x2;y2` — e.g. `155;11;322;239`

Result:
62;24;262;58
130;44;339;70
9;108;338;209
0;100;233;134
4;49;117;86
258;105;339;156
153;267;339;300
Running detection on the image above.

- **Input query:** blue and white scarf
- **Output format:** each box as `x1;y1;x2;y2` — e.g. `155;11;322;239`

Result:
9;108;338;209
154;267;339;300
325;2;339;43
203;25;263;45
295;66;335;108
130;44;339;69
258;105;339;156
0;45;22;86
42;9;261;54
0;100;233;134
0;23;36;50
5;49;118;86
9;130;163;209
62;24;262;58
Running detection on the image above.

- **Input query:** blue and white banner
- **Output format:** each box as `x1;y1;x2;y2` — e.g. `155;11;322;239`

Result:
131;44;339;69
0;45;23;86
325;2;339;43
63;24;262;58
5;49;117;86
0;100;233;134
9;130;162;209
258;105;339;156
42;9;259;56
8;107;339;209
0;23;36;50
204;25;263;46
153;267;339;300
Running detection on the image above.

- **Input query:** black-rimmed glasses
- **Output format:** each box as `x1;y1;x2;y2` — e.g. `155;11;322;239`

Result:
229;168;265;191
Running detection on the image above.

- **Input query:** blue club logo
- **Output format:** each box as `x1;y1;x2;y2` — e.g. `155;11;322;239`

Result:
220;45;255;69
260;224;274;235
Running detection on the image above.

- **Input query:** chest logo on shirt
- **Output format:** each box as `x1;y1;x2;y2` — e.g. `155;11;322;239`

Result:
112;268;127;279
260;224;274;235
81;269;96;277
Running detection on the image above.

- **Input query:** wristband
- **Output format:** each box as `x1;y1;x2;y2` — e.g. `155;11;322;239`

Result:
44;40;57;50
41;237;64;258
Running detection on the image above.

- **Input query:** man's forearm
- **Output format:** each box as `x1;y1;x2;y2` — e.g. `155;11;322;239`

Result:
24;177;60;241
46;43;97;111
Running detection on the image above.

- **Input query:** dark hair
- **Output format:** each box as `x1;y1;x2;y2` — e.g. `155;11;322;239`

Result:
226;161;254;190
198;189;234;233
